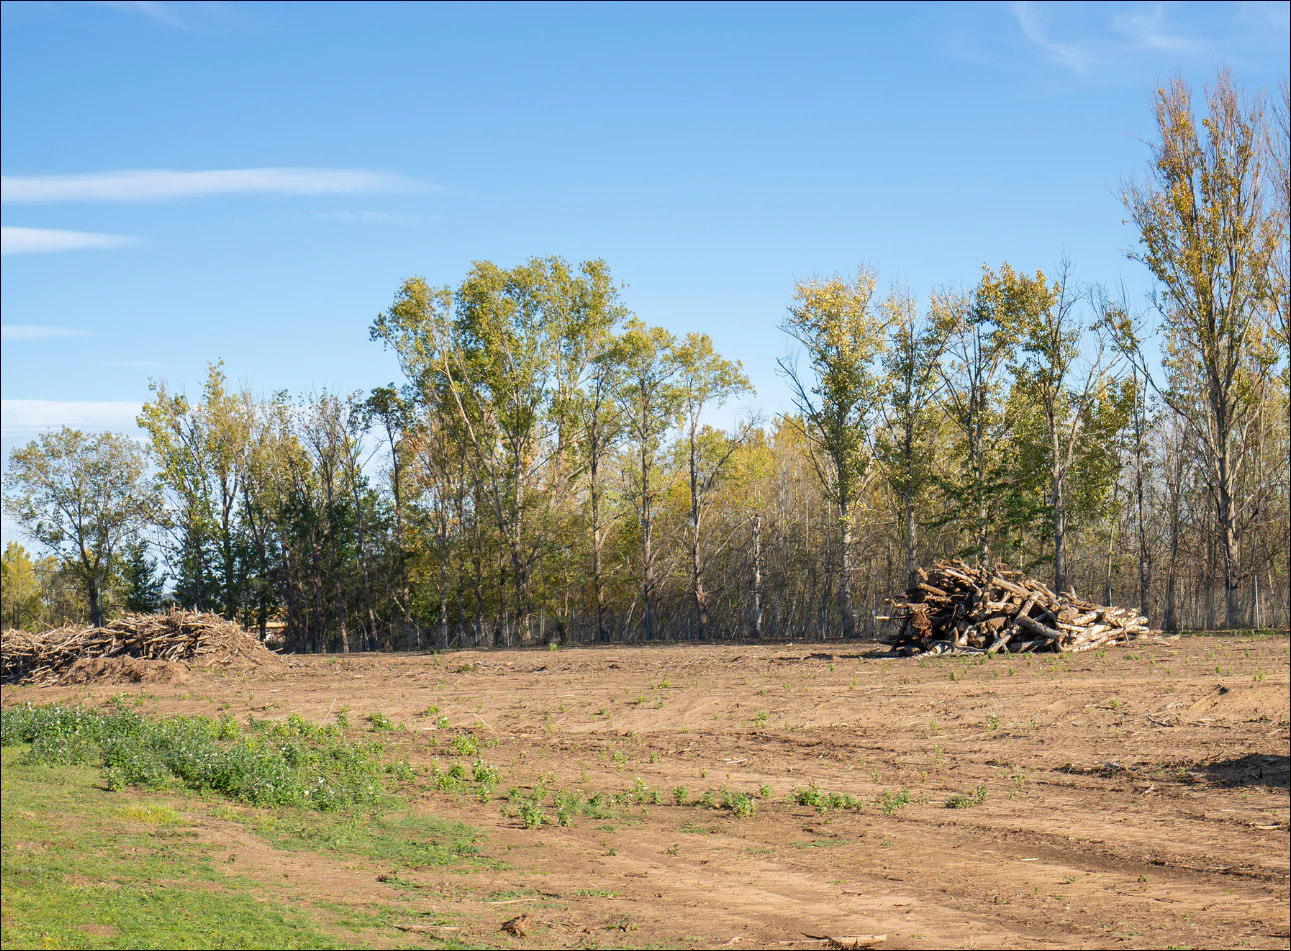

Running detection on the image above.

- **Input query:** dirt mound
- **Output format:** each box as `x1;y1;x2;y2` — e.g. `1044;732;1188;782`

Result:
1;609;280;686
58;656;192;686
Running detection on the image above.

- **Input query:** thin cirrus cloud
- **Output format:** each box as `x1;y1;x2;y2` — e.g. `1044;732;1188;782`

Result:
1008;1;1210;73
90;1;191;29
0;167;430;204
1009;1;1096;73
1;325;94;341
0;226;137;255
0;399;142;437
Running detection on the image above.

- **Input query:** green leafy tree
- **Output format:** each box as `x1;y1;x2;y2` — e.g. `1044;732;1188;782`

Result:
3;427;156;627
874;285;949;589
121;540;167;614
138;362;253;618
674;332;755;639
778;266;890;637
614;318;682;641
934;266;1021;565
1;542;44;630
1008;260;1122;593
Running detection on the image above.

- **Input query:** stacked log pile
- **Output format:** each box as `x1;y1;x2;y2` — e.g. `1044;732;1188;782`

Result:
1;609;276;685
889;560;1171;655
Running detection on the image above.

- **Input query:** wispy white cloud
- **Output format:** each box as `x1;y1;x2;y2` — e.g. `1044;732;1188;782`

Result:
1111;4;1204;53
1;325;94;341
90;1;190;28
1007;2;1214;74
0;226;137;255
1009;1;1096;73
307;210;418;223
0;400;142;436
1;168;430;204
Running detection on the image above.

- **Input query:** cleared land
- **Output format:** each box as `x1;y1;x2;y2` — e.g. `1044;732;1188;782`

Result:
2;635;1289;950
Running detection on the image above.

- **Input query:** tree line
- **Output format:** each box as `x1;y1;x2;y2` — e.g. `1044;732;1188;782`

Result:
4;71;1288;647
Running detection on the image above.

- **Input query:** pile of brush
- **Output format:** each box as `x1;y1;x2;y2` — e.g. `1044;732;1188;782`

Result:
888;560;1171;655
1;609;276;685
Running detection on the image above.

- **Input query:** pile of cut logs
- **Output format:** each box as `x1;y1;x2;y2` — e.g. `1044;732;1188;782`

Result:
1;609;275;685
888;560;1170;655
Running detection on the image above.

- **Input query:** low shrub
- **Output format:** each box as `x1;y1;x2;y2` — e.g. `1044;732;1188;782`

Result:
792;783;862;813
1;703;384;811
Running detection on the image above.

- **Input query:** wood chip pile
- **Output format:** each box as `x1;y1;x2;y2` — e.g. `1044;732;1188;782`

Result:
1;609;277;685
889;560;1172;655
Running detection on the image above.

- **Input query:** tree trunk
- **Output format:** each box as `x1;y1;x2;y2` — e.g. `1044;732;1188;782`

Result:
1135;467;1151;621
641;435;655;642
87;573;102;628
1052;428;1067;594
354;483;376;651
839;495;854;639
903;489;918;591
590;448;608;643
1216;455;1241;628
752;513;763;638
689;430;708;640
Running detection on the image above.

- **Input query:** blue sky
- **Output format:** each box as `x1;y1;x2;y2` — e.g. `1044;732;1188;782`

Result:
2;1;1288;462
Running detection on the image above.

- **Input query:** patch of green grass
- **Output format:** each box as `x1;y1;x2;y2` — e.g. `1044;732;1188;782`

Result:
241;804;497;870
0;748;340;949
791;838;850;849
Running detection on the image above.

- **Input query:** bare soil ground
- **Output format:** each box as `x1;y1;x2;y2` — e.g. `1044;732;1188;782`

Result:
4;635;1288;949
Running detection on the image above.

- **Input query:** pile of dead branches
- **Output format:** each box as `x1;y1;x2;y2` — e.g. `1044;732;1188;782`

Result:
888;560;1172;655
1;609;276;685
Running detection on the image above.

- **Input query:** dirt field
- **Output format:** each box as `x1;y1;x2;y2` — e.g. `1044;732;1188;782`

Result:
4;634;1289;949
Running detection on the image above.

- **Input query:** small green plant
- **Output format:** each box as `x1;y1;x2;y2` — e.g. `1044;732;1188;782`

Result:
626;777;663;804
880;787;910;815
986;714;1000;732
722;789;756;818
519;799;547;828
758;783;773;799
472;759;500;786
673;785;689;805
449;733;479;757
945;785;989;809
366;711;395;731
